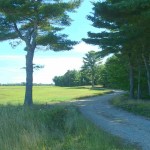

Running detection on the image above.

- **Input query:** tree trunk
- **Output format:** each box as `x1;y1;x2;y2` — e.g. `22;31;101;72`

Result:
24;48;35;106
129;57;134;99
91;72;94;88
137;63;141;99
142;54;150;96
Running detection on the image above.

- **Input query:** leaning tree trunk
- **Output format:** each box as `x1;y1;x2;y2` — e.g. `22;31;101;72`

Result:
142;54;150;96
24;48;35;106
128;56;135;99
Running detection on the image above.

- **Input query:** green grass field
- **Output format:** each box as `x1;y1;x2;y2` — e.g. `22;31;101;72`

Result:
0;86;111;105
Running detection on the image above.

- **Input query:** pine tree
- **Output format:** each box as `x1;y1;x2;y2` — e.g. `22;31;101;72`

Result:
81;51;101;88
0;0;81;105
83;0;150;98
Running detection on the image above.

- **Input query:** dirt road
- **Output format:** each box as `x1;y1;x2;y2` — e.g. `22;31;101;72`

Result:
72;91;150;150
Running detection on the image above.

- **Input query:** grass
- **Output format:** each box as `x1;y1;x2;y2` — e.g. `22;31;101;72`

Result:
0;86;138;149
0;86;111;105
111;94;150;118
0;105;137;150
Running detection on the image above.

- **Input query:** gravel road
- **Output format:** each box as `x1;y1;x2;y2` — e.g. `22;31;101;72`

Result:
72;91;150;150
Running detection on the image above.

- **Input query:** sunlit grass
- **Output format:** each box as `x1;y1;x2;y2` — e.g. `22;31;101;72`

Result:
0;105;137;150
0;86;111;105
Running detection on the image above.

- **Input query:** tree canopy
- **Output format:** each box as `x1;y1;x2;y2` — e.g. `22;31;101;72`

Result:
83;0;150;99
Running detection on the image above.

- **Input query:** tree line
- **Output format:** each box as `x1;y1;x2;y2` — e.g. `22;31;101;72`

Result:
53;51;100;87
83;0;150;99
53;50;149;99
53;51;128;89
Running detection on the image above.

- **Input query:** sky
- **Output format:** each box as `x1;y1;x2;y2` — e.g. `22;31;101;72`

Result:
0;0;102;84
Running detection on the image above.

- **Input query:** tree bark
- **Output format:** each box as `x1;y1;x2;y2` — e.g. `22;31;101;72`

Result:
137;63;142;99
142;54;150;96
24;48;35;106
128;56;134;99
91;70;94;88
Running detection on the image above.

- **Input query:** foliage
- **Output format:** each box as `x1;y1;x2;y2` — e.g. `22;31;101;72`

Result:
0;0;81;46
94;65;109;87
104;55;129;89
53;70;82;87
81;51;101;87
53;51;102;87
83;0;150;99
52;53;149;99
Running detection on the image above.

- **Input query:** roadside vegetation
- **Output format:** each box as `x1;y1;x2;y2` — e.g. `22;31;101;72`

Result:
0;105;137;150
111;95;150;118
0;86;111;105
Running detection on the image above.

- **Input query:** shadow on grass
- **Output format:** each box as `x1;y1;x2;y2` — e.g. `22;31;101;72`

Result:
0;103;54;111
75;91;113;100
66;86;107;91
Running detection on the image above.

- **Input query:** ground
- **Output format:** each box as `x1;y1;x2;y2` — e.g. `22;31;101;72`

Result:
69;91;150;150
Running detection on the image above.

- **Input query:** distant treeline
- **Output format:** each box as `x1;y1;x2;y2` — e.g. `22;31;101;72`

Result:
53;54;148;98
53;55;127;88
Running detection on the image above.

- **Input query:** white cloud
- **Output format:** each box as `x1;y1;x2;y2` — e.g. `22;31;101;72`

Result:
0;42;102;84
0;55;83;84
73;41;99;53
33;57;83;83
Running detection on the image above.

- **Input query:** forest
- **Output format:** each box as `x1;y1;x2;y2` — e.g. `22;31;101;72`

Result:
54;0;150;100
84;0;150;99
53;53;129;89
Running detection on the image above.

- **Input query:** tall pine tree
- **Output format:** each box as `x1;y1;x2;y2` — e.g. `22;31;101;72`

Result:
0;0;81;105
83;0;150;98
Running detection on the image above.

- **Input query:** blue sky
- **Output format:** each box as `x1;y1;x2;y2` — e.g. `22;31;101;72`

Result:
0;0;101;84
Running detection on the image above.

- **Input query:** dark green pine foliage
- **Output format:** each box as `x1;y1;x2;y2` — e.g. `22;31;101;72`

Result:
0;0;81;105
83;0;150;99
107;0;150;97
104;55;129;90
110;0;150;98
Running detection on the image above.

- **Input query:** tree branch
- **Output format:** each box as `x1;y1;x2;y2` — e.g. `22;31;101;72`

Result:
13;22;25;41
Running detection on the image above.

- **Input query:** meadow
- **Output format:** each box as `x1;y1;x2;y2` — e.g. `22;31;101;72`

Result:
0;86;111;105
